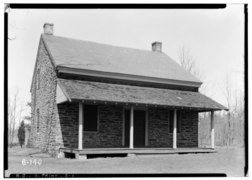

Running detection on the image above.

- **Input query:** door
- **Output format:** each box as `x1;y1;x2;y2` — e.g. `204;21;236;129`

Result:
124;109;146;148
124;110;130;147
134;110;146;147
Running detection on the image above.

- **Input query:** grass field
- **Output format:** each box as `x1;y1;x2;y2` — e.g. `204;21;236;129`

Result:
5;146;245;177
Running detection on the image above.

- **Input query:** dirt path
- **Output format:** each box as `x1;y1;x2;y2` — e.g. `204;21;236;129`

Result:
5;147;245;177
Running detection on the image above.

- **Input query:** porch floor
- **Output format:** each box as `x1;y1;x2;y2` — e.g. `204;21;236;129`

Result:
59;147;216;157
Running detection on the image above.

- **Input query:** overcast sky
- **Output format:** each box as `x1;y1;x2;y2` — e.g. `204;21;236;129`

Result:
8;5;244;116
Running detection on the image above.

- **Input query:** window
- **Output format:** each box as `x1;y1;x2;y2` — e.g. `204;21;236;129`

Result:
37;69;40;90
83;105;98;131
169;110;181;133
37;109;40;132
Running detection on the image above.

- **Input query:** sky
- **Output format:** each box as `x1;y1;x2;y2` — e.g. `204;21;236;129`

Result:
8;5;245;117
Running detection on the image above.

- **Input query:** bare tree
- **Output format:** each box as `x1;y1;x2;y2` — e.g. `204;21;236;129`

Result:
8;96;12;144
8;91;17;146
179;46;202;79
180;46;245;147
222;73;245;146
224;75;233;110
8;90;25;147
11;91;18;146
178;46;207;94
178;46;211;147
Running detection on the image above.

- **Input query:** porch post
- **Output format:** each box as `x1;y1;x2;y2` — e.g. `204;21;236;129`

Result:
145;110;148;146
211;110;215;149
122;107;125;146
130;106;134;149
78;102;83;149
173;109;177;149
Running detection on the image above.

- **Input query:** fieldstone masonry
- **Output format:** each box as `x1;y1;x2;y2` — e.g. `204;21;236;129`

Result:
83;105;123;148
56;105;198;149
30;38;63;156
148;108;198;148
58;103;124;149
177;110;198;147
148;108;172;147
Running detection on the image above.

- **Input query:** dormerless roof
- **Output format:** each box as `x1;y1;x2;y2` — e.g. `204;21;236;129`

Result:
58;79;227;111
42;34;202;85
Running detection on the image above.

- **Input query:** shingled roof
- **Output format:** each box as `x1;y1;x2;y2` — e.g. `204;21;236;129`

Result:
58;79;227;111
42;34;201;85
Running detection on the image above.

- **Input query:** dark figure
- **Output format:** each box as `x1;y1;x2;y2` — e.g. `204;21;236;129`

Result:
18;121;25;148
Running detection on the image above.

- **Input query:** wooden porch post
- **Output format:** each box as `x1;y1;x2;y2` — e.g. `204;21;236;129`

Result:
122;107;125;146
130;106;134;149
78;102;83;149
173;109;177;149
211;110;215;149
145;110;148;146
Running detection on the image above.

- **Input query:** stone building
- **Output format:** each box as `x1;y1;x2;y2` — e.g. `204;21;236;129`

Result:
30;23;227;158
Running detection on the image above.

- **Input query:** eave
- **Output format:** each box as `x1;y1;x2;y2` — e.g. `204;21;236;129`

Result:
57;66;203;88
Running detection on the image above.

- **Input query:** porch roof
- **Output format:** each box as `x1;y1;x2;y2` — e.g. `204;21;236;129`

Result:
57;78;227;111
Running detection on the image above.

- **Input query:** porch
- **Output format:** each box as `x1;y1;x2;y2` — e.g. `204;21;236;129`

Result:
58;147;216;159
56;79;227;159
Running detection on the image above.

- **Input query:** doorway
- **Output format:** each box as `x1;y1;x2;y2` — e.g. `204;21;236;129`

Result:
124;109;146;148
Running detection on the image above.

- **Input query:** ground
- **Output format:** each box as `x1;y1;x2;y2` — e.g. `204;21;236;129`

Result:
5;146;245;177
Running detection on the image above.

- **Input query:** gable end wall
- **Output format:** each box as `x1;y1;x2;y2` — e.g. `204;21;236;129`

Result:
30;39;63;155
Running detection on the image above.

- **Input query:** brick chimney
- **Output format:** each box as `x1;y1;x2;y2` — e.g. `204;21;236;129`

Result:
152;41;162;52
43;23;54;35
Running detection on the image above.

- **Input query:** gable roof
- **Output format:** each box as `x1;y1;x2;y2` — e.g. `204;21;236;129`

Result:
57;78;227;111
42;34;202;86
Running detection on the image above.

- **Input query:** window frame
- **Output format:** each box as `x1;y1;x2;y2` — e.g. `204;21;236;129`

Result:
83;104;99;132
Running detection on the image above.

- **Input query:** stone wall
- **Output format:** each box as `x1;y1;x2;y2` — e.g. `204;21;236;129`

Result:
83;105;123;148
57;103;124;148
148;108;198;148
56;104;198;149
148;108;172;147
57;102;79;148
177;110;198;147
30;37;63;155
